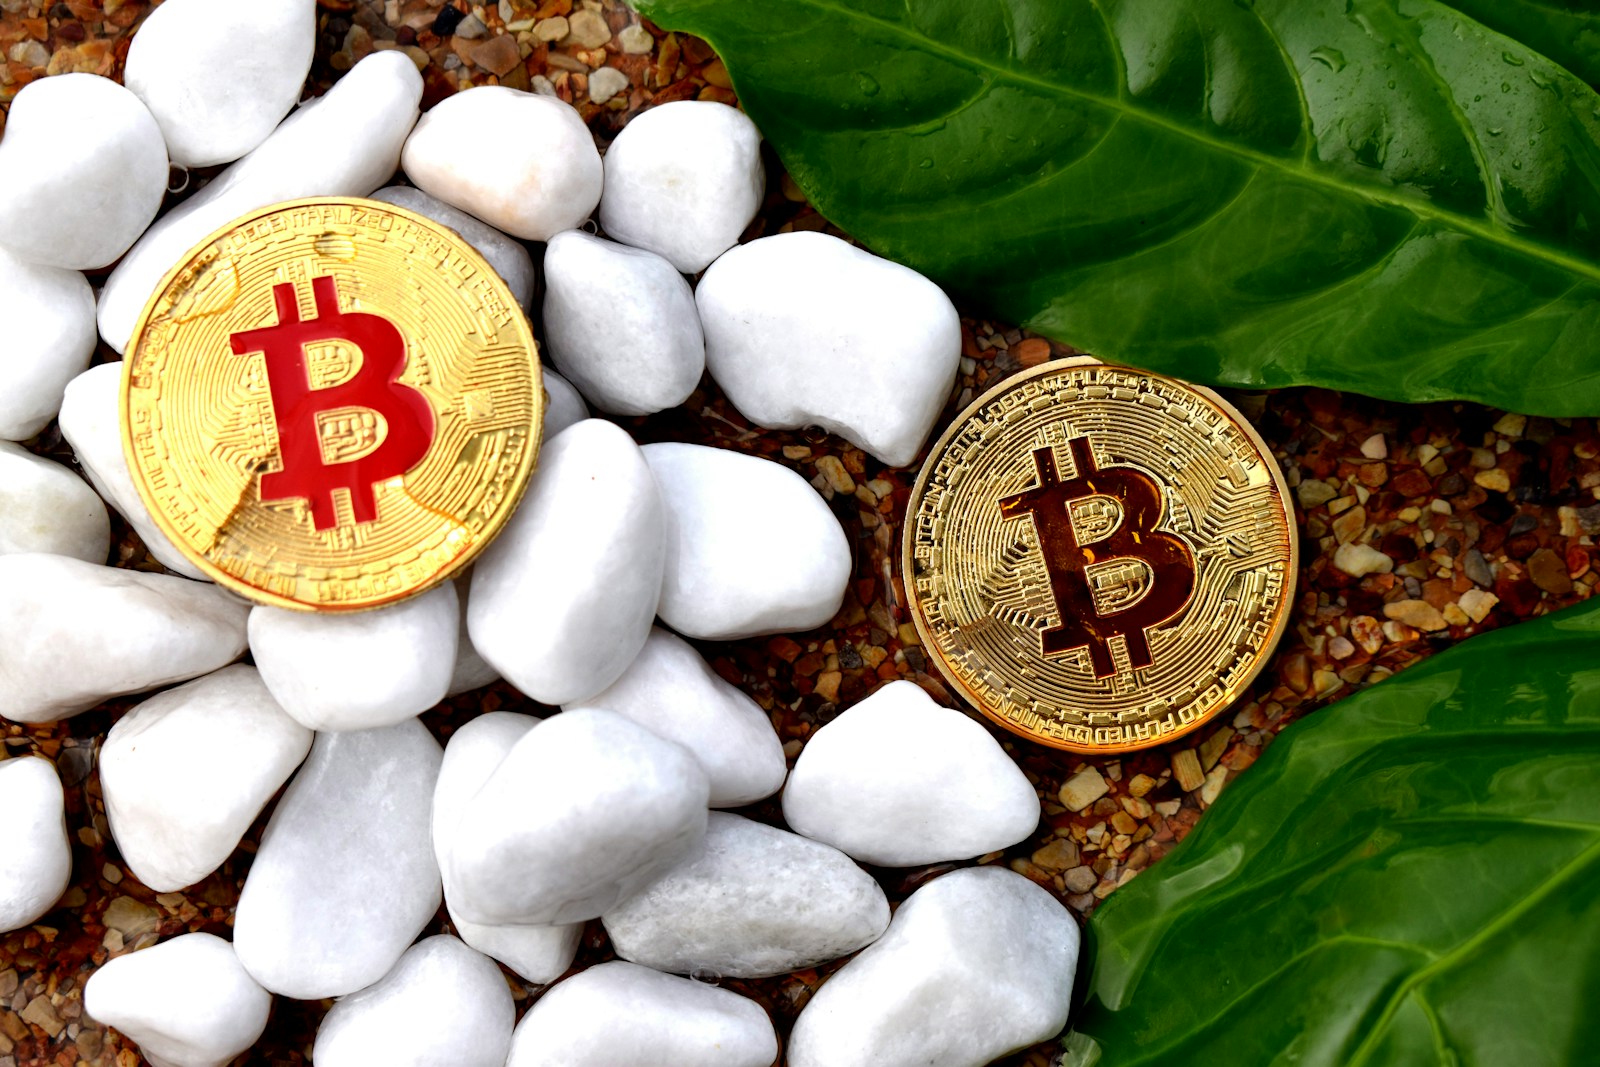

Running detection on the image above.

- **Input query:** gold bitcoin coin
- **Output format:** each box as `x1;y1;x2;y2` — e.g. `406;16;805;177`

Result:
121;197;542;611
903;358;1295;753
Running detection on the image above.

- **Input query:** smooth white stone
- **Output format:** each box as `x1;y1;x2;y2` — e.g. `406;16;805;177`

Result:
788;867;1078;1067
783;681;1039;866
101;666;313;893
85;933;271;1067
0;247;96;441
234;721;442;999
313;936;513;1067
604;812;887;979
506;961;777;1067
643;442;850;640
445;575;500;697
697;231;961;467
0;554;247;723
468;419;664;704
402;86;602;242
0;757;71;933
542;369;589;440
0;74;167;270
248;582;457;732
566;627;785;807
57;363;208;579
99;52;423;353
600;101;763;274
372;185;536;310
542;231;703;416
444;708;708;926
432;711;583;983
0;442;109;562
124;0;316;167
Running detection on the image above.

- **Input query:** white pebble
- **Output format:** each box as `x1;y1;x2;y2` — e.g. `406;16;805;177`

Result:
469;419;664;704
0;554;247;723
698;231;960;467
566;627;785;807
0;73;167;270
542;368;590;440
1334;541;1394;578
543;231;704;415
100;666;313;893
788;867;1078;1067
506;961;777;1067
0;442;108;562
0;757;71;933
587;66;630;105
313;936;513;1067
644;442;850;639
99;52;423;353
372;185;536;310
248;581;458;732
124;0;316;167
443;708;708;926
783;681;1039;866
402;86;602;241
85;933;271;1067
233;721;443;999
0;247;96;441
603;812;888;978
600;101;763;273
445;575;500;697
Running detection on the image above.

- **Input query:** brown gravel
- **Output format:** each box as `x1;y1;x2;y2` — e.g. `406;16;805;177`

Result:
4;2;1599;1066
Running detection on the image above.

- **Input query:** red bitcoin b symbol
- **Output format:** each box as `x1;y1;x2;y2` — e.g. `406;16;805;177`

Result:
999;437;1195;678
230;276;435;531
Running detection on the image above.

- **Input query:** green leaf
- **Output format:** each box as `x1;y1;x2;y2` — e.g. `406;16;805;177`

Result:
1441;0;1600;88
634;0;1600;415
1065;598;1600;1067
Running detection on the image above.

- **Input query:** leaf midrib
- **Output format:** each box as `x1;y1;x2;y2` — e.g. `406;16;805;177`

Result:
773;0;1600;286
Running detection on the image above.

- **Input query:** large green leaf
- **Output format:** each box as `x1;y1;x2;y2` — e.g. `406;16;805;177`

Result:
635;0;1600;415
1442;0;1600;88
1064;598;1600;1066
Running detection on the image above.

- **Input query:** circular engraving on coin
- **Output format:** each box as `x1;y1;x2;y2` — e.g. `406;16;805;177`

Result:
904;359;1295;753
122;197;542;611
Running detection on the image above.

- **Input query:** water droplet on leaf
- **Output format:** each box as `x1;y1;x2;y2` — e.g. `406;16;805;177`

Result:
856;72;879;96
1502;51;1525;66
1309;46;1346;72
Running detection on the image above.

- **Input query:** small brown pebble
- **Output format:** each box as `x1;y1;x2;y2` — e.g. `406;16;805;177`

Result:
1357;461;1388;487
1058;766;1109;812
1384;599;1448;631
1063;866;1098;894
1527;548;1573;595
565;8;611;47
1126;773;1156;797
1328;635;1355;659
1172;749;1205;792
20;995;62;1039
1013;338;1050;367
1462;548;1495;587
1297;479;1337;509
1474;468;1511;493
1030;838;1079;870
468;33;522;75
1459;588;1499;623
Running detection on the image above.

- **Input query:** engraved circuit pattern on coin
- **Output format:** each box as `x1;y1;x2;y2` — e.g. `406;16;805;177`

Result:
904;359;1296;753
122;198;542;611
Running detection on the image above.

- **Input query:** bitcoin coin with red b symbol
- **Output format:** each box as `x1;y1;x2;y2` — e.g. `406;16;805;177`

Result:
904;358;1295;753
121;198;542;611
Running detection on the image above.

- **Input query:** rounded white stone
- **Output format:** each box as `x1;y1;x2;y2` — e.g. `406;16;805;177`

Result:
313;936;513;1067
543;231;704;416
600;101;763;274
445;575;500;697
372;185;536;310
443;708;709;926
469;419;664;704
0;247;96;441
85;932;271;1067
101;666;313;892
248;581;458;732
0;757;71;933
603;812;888;979
99;51;423;353
643;441;850;639
0;73;167;270
697;231;961;467
402;86;602;242
0;442;109;562
0;554;248;723
124;0;316;167
233;720;443;1000
506;961;777;1067
542;368;589;440
787;867;1078;1067
566;627;786;807
782;681;1039;866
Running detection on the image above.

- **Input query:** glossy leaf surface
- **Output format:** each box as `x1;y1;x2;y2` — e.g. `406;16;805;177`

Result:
1442;0;1600;88
1065;599;1600;1066
635;0;1600;415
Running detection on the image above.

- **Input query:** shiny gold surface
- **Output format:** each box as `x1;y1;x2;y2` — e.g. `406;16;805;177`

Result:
904;359;1296;752
121;198;542;611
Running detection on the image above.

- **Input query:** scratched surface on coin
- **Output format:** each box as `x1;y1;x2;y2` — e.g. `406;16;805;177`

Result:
904;360;1295;753
122;197;542;611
